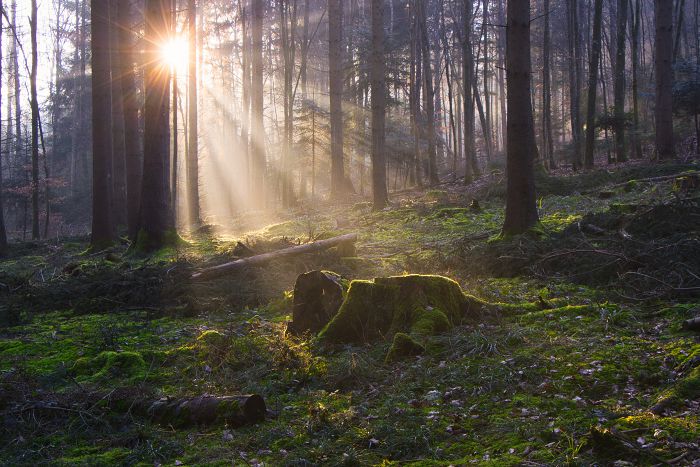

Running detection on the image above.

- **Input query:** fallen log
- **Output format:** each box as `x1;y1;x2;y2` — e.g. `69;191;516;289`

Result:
682;317;700;331
144;394;266;428
191;233;358;281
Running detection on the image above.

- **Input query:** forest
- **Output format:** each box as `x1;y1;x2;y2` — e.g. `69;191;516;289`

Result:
0;0;699;464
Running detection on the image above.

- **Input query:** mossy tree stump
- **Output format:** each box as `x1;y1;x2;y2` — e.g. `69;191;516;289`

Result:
289;271;348;334
317;275;488;360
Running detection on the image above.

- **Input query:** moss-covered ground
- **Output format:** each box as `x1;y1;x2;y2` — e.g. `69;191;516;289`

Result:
1;163;699;466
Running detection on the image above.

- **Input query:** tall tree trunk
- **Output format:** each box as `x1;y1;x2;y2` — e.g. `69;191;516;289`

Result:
584;0;603;169
482;0;492;161
418;0;439;186
0;0;7;253
502;0;539;235
251;0;265;206
371;0;388;210
329;0;345;198
119;0;142;240
463;0;475;184
613;0;628;163
542;0;555;169
139;0;174;249
654;0;675;159
567;0;583;170
90;0;114;247
110;0;127;227
30;0;40;239
171;0;179;225
630;0;643;159
187;0;201;224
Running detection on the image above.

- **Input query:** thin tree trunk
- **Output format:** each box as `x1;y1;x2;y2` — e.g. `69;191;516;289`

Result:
463;0;475;184
613;0;628;163
0;0;7;252
542;0;555;169
631;0;643;159
30;0;40;239
584;0;604;169
371;0;388;210
418;0;439;186
329;0;345;197
251;0;265;206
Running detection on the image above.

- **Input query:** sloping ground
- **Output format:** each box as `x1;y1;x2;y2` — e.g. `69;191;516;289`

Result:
1;163;699;465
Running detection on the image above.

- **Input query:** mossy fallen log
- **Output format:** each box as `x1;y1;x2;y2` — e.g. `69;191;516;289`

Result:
191;233;358;280
143;395;266;428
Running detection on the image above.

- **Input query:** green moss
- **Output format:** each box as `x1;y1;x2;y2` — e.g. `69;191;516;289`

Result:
133;228;184;253
385;333;425;363
655;365;700;410
72;350;146;382
56;447;131;466
318;275;487;344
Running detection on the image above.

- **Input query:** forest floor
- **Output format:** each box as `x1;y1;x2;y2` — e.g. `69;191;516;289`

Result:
1;162;700;466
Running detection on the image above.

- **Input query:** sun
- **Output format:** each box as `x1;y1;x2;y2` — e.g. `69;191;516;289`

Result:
161;37;189;73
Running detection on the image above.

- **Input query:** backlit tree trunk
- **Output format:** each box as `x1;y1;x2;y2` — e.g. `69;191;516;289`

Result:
139;0;174;249
187;0;201;224
329;0;345;198
613;0;628;163
371;0;388;210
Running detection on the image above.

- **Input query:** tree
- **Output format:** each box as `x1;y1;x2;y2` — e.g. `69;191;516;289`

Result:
139;0;174;249
110;0;127;226
328;0;345;198
418;0;439;186
566;0;583;170
584;0;604;169
187;0;201;225
613;0;629;163
251;0;265;206
30;0;39;239
542;0;555;169
0;0;7;253
655;0;675;159
463;0;476;184
118;0;143;240
502;0;538;235
90;0;114;248
370;0;388;210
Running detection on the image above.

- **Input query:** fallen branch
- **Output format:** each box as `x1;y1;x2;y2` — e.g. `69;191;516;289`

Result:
191;233;358;280
144;394;266;428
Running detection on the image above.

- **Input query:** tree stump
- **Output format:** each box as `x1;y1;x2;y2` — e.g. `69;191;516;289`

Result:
288;271;346;334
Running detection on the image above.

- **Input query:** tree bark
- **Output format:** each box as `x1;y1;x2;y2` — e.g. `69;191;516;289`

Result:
251;0;265;207
119;0;143;240
542;0;555;169
0;0;7;253
613;0;628;163
463;0;475;184
371;0;388;210
502;0;539;235
584;0;604;169
654;0;675;160
110;0;128;227
90;0;114;248
187;0;201;225
30;0;40;240
139;0;174;249
329;0;345;198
